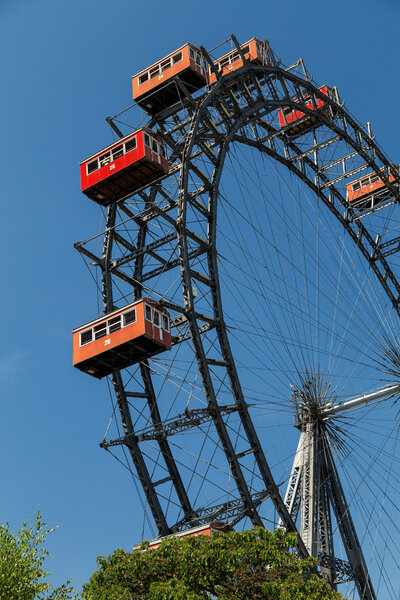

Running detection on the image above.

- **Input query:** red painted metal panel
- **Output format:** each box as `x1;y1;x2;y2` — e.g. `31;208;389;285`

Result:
72;299;171;371
79;129;168;204
80;132;144;192
132;43;208;104
278;84;332;129
346;168;396;203
139;522;228;551
208;38;270;86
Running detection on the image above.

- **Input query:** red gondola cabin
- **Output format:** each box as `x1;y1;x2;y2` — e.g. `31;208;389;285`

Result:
208;37;271;85
80;128;168;206
132;43;209;115
133;522;228;552
347;166;398;206
278;85;337;136
73;299;171;379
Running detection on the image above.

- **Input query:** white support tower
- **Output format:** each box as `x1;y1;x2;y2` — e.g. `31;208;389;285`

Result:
282;380;400;599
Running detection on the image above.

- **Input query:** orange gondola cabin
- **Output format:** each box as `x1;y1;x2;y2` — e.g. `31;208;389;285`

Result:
347;165;399;207
80;128;168;206
208;37;272;85
278;84;337;136
132;43;209;115
133;522;228;552
73;299;171;379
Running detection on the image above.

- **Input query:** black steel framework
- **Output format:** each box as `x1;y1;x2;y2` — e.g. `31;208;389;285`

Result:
75;35;400;598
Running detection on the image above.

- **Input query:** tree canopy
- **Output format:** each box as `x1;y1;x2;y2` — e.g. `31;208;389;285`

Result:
83;526;345;600
0;511;78;600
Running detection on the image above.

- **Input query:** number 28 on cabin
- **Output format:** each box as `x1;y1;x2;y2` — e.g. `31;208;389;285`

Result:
73;299;171;379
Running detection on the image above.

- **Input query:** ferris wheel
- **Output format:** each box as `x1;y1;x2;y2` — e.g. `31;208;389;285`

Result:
73;35;400;599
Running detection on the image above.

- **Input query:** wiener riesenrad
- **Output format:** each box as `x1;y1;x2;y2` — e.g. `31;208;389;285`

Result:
74;36;400;599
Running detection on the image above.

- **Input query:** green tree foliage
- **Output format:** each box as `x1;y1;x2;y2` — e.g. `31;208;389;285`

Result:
83;527;345;600
0;511;78;600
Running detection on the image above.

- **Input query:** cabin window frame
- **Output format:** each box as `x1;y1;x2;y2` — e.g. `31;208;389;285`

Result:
218;44;251;71
108;316;122;334
123;309;136;326
351;171;384;193
138;72;149;85
124;136;137;153
188;47;207;72
78;304;170;347
145;304;152;322
139;49;188;85
85;135;140;177
161;58;171;72
150;65;160;79
83;130;169;180
162;315;170;332
219;56;231;69
172;51;182;65
99;151;112;167
112;145;124;161
87;159;99;175
94;322;107;340
80;329;93;346
79;309;135;346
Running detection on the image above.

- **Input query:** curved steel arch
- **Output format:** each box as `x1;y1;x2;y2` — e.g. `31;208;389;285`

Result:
178;63;400;312
176;66;398;598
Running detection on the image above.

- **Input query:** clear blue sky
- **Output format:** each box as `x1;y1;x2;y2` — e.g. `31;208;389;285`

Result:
1;0;399;594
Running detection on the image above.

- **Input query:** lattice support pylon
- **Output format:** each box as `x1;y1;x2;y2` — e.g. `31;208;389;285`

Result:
281;382;400;599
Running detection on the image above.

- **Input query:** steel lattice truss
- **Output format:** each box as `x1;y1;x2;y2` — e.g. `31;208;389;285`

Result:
75;36;400;600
